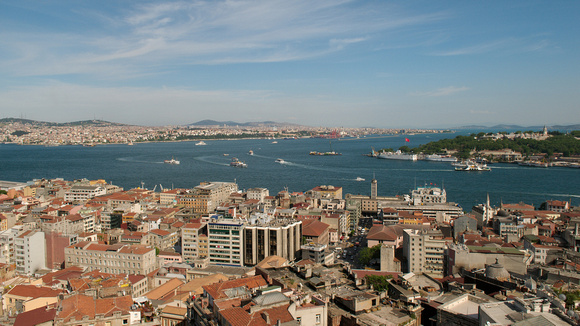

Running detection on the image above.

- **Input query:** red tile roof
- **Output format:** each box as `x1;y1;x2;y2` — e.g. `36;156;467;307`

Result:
203;275;267;301
57;294;133;322
14;304;57;326
6;285;63;299
302;220;329;237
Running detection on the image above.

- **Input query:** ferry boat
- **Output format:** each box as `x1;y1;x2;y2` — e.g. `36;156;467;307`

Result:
275;158;286;164
377;150;418;161
355;177;365;182
195;141;207;146
455;162;490;171
424;154;457;162
248;150;254;155
164;157;180;165
230;158;247;168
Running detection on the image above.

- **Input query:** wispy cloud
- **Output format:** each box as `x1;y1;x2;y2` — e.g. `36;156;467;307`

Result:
0;0;448;78
431;35;554;56
411;86;469;97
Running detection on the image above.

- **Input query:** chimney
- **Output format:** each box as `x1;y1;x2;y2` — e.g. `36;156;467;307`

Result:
262;312;270;324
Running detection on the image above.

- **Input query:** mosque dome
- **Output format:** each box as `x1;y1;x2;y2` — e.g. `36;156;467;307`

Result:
486;259;510;281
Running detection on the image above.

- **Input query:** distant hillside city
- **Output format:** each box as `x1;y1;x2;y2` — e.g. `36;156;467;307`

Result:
0;175;579;325
0;118;450;146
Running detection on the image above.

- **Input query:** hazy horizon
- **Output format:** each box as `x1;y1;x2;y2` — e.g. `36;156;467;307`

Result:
1;1;578;128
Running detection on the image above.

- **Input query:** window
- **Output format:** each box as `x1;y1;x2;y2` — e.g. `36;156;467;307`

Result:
297;317;301;325
316;314;321;323
122;319;128;325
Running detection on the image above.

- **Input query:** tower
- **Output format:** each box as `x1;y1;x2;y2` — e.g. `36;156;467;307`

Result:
371;177;377;200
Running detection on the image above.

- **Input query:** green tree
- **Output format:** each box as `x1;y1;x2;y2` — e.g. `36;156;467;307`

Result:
358;244;382;266
365;274;392;292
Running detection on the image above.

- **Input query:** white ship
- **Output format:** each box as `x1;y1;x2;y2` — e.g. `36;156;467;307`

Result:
424;154;457;162
195;141;207;146
377;150;418;161
355;177;365;182
275;158;286;164
164;157;180;165
230;158;247;168
455;162;490;171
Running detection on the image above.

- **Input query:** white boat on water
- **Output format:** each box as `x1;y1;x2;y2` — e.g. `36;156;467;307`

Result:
275;158;286;164
355;177;365;182
377;150;417;161
230;158;247;168
272;141;278;144
164;158;180;165
248;150;254;155
424;154;457;162
455;162;490;171
195;141;207;146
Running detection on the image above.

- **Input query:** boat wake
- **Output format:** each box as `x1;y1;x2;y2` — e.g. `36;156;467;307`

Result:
194;156;229;167
117;157;164;164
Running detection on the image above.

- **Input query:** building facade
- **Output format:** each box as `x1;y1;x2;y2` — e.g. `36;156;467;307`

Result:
65;241;157;275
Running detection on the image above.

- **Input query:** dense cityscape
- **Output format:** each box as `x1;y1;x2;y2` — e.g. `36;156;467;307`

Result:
0;163;579;325
0;119;450;146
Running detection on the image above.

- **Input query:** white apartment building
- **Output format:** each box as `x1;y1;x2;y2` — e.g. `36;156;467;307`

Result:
208;219;244;266
247;188;270;203
65;241;157;275
14;230;46;275
403;228;446;278
64;185;107;203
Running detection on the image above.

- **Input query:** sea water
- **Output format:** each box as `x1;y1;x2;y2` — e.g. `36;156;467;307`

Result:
1;133;578;210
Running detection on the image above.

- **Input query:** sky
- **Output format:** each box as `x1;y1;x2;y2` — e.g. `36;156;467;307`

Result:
0;1;578;128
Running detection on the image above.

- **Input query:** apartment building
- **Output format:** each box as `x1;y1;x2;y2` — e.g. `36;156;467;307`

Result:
181;221;209;267
65;241;157;275
64;185;107;203
243;215;302;266
208;218;244;266
15;230;46;275
403;228;446;278
181;182;238;214
247;187;270;203
149;228;179;250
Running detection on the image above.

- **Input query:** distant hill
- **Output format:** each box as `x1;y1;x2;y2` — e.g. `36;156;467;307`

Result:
457;124;580;132
0;118;127;127
188;120;297;127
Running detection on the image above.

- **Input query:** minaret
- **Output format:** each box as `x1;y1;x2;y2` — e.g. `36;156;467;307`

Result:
543;125;548;136
371;175;377;200
485;193;492;225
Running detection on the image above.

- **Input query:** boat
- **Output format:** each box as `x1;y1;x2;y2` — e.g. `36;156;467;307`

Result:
195;141;207;146
248;150;254;155
355;177;365;182
424;154;457;162
230;158;247;168
377;150;418;161
275;158;286;164
223;153;229;156
127;142;134;146
310;140;341;156
272;141;278;144
455;162;490;171
164;157;180;165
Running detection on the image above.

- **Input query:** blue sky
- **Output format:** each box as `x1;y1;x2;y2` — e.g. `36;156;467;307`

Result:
1;1;578;128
